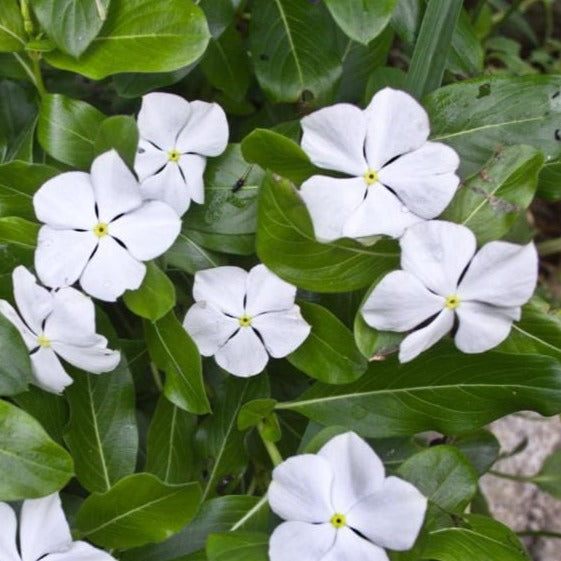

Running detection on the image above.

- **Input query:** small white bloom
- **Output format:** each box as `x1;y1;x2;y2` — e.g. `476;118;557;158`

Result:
361;220;538;362
33;150;181;302
299;87;460;241
134;92;229;216
0;266;120;394
183;264;311;377
0;493;116;561
268;431;427;561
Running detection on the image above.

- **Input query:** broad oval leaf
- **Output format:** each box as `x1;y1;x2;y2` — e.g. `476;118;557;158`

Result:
534;449;561;499
207;532;269;561
164;230;229;274
537;160;561;200
94;114;139;169
0;311;32;395
0;0;26;52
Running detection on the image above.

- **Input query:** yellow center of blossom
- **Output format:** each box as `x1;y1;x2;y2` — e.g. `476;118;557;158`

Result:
445;294;461;310
168;149;181;162
238;315;252;327
363;169;378;185
37;333;51;348
93;222;109;238
330;513;346;528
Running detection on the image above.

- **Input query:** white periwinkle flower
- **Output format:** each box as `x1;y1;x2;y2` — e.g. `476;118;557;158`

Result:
0;493;116;561
299;87;460;241
33;150;181;302
362;220;538;363
134;92;229;216
183;264;311;377
268;431;427;561
0;266;120;393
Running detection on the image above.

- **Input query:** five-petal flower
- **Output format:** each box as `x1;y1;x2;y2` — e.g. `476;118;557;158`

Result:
0;493;116;561
361;220;538;362
134;92;229;216
299;87;460;241
33;150;181;302
0;266;120;393
183;264;311;377
268;432;427;561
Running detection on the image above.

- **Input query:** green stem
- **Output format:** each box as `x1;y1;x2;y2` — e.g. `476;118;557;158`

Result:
488;469;534;483
150;362;163;392
258;423;283;467
517;529;561;539
30;54;47;97
537;237;561;257
20;0;34;35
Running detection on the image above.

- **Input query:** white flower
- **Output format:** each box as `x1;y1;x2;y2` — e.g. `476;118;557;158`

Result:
0;266;120;394
361;220;538;362
134;92;229;216
183;264;311;377
268;432;427;561
0;493;116;561
299;87;460;241
33;150;181;302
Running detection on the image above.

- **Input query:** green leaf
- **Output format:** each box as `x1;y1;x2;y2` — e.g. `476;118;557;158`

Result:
426;75;561;177
324;0;398;45
38;94;106;169
207;532;269;561
124;262;176;321
0;0;26;52
29;0;110;57
94;115;139;169
145;311;211;415
256;173;399;292
64;362;138;493
199;0;238;38
113;65;195;98
44;0;210;79
237;398;277;431
287;302;367;384
0;216;38;249
0;311;32;395
534;449;561;499
441;144;544;244
536;161;561;201
76;473;202;549
454;430;500;476
447;10;484;76
276;349;561;437
250;0;342;103
165;230;229;274
0;399;73;500
145;395;199;484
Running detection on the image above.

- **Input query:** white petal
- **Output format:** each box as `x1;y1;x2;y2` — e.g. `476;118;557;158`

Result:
362;270;445;332
33;171;96;229
178;153;206;205
269;522;335;561
347;476;427;551
30;347;73;393
176;101;229;157
300;176;367;242
52;342;120;374
322;527;389;561
318;432;385;514
90;151;142;223
458;242;538;307
12;266;53;335
268;454;334;522
364;88;429;170
43;541;116;561
301;103;368;175
377;142;459;218
134;139;168;182
343;183;423;239
183;302;240;356
0;300;37;349
109;201;180;261
398;308;454;363
193;266;247;317
454;302;519;354
0;503;21;561
214;327;269;377
139;163;189;216
20;494;72;561
245;264;296;316
79;237;146;302
137;92;190;150
400;221;476;296
251;307;311;358
35;227;97;289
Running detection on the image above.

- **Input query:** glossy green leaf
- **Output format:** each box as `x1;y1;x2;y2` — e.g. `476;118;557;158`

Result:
113;65;194;98
454;430;500;476
534;449;561;499
536;160;561;200
207;532;268;561
38;94;106;169
30;0;110;57
0;399;73;500
276;349;561;437
447;10;484;76
0;311;32;395
145;311;211;415
250;0;341;103
256;173;399;292
124;262;176;321
0;0;26;52
441;144;543;244
164;230;229;274
44;0;210;79
287;302;367;384
76;473;202;549
237;398;277;431
94;115;139;169
0;216;38;250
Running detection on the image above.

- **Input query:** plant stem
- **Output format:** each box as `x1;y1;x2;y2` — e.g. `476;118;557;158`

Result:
517;529;561;539
30;54;47;97
258;423;283;467
488;469;534;483
150;362;163;392
537;237;561;256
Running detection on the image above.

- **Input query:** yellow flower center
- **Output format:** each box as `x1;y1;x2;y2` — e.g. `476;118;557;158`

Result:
363;169;378;185
330;513;346;528
238;315;252;327
168;149;181;163
93;222;109;238
37;333;51;348
445;294;461;310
